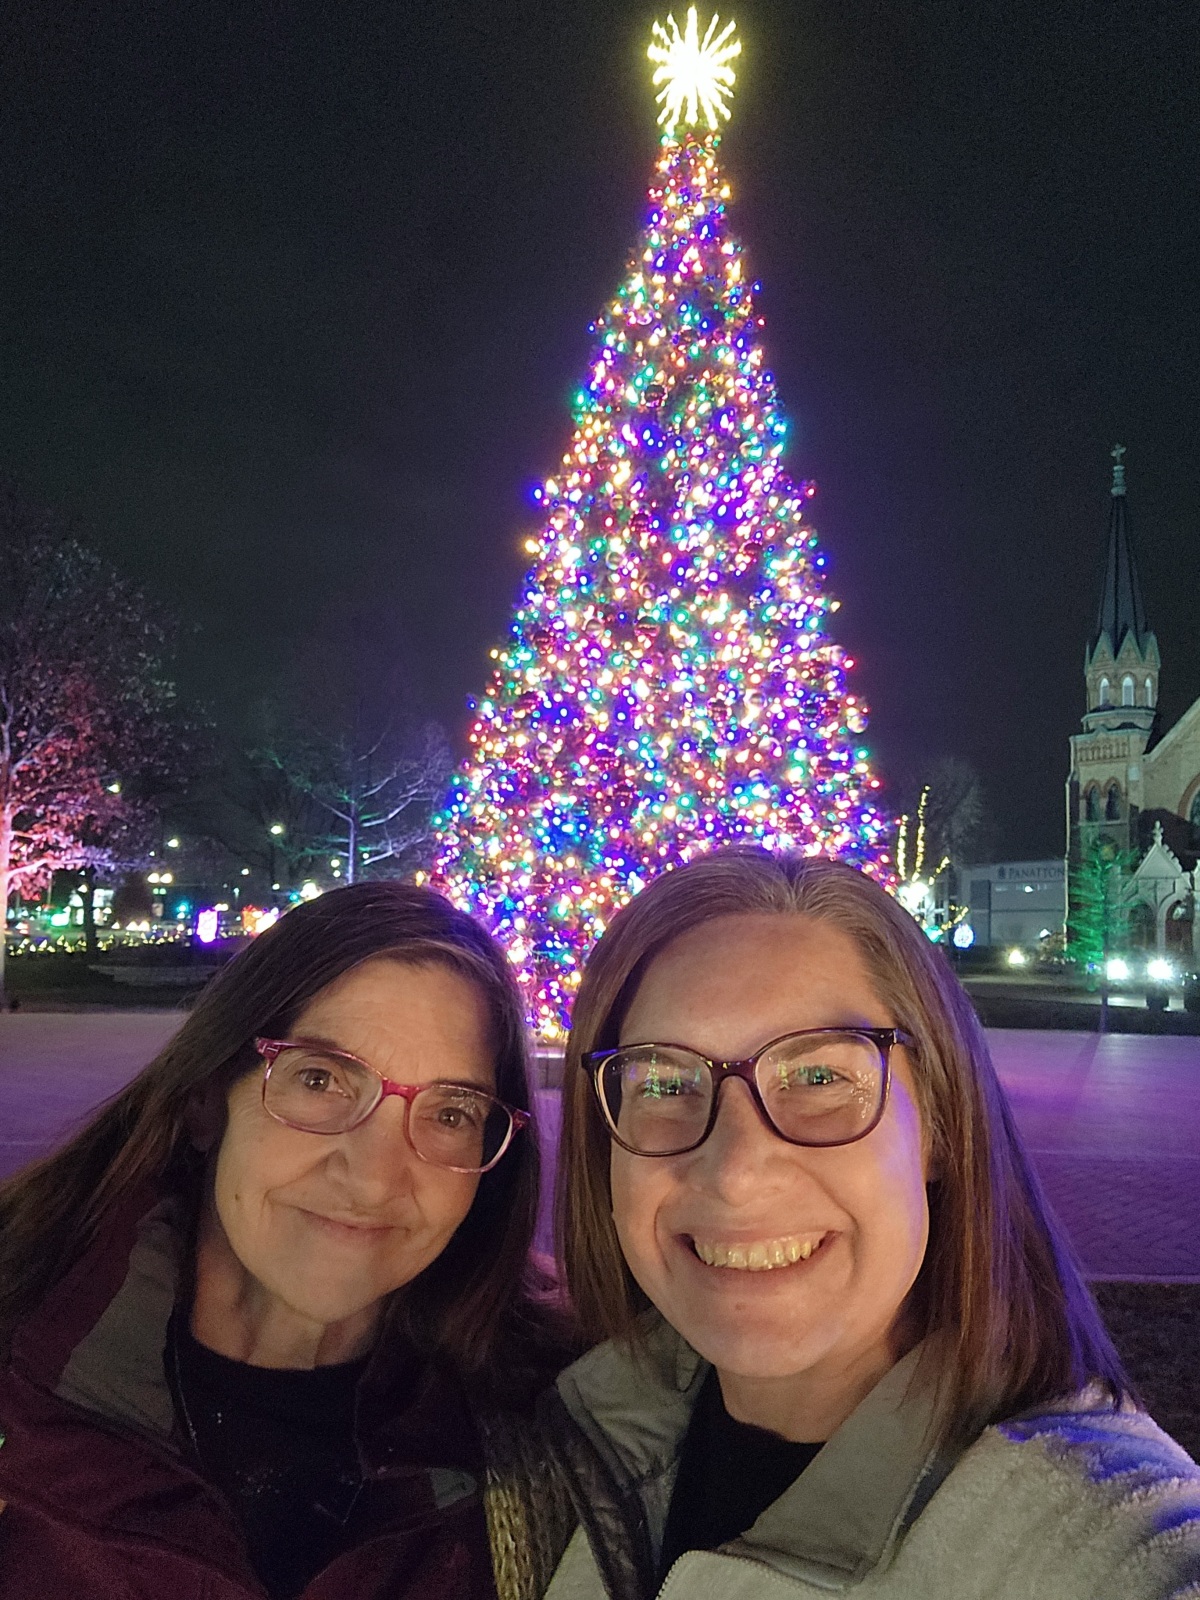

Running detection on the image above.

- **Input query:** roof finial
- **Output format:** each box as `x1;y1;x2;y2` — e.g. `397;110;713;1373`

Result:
1111;443;1127;497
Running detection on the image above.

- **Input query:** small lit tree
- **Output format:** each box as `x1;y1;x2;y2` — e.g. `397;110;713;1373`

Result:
1067;834;1135;975
893;785;966;942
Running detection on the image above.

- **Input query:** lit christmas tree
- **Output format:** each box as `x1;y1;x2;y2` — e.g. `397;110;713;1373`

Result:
433;8;889;1034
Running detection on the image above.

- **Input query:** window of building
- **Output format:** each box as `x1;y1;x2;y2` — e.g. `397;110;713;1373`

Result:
1085;787;1100;822
1121;675;1135;706
1191;791;1200;830
1105;783;1122;821
1145;676;1155;707
1098;677;1111;706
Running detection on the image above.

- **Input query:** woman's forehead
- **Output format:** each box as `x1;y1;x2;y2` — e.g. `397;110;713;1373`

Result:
620;913;888;1050
292;958;493;1058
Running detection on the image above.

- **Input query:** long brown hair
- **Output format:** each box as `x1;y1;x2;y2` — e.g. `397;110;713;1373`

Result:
557;848;1128;1441
0;882;552;1388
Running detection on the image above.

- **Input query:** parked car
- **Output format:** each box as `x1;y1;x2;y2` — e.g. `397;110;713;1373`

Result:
1103;953;1184;1012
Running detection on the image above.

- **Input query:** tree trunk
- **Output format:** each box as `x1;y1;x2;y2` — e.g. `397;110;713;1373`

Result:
0;812;11;1010
347;809;357;886
80;865;98;959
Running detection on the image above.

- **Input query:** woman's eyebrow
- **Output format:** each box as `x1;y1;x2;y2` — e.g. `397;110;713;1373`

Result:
286;1031;355;1054
288;1033;497;1088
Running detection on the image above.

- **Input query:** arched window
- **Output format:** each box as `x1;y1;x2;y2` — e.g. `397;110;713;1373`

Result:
1105;783;1122;821
1122;675;1135;706
1085;786;1100;822
1145;676;1155;707
1191;791;1200;829
1098;677;1111;706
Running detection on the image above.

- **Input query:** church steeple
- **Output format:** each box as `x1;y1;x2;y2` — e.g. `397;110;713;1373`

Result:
1091;444;1149;657
1083;445;1160;725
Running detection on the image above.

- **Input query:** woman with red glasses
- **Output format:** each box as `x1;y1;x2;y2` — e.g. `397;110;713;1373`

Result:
0;883;575;1600
542;849;1200;1600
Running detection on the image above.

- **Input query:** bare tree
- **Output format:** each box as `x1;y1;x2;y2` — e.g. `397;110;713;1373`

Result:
188;700;450;891
307;716;450;883
898;756;994;870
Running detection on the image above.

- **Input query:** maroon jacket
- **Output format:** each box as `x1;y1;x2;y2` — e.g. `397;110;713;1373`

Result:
0;1194;502;1600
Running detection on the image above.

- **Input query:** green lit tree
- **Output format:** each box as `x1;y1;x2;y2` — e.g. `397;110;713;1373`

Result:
1067;834;1135;975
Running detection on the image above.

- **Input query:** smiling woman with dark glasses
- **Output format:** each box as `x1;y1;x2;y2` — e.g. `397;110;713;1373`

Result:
0;883;575;1600
543;849;1200;1600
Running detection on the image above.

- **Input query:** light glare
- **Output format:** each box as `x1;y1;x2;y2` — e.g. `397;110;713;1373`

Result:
648;7;741;134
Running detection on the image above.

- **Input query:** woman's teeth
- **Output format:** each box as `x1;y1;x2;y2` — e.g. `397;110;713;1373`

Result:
691;1234;826;1271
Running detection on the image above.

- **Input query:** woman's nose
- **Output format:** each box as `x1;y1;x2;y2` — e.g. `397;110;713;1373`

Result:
687;1077;790;1199
330;1097;416;1200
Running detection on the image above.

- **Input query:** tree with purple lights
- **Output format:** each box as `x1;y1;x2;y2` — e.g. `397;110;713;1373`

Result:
433;10;888;1034
0;485;186;1003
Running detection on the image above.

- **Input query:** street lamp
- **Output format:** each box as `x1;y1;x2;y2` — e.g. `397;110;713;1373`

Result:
268;824;285;894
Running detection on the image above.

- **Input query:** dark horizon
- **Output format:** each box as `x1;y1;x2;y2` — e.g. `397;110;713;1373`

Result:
3;0;1197;860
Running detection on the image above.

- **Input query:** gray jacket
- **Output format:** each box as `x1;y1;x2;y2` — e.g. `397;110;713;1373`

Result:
539;1317;1200;1600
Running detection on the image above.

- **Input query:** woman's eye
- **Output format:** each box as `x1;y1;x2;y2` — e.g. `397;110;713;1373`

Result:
298;1068;333;1092
436;1101;483;1129
637;1075;693;1099
782;1065;840;1088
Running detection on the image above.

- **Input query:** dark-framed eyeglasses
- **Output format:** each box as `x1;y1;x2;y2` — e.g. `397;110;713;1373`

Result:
585;1027;914;1158
254;1038;530;1174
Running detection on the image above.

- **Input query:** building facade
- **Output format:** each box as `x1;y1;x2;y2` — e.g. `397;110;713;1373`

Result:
960;860;1066;950
1066;448;1200;959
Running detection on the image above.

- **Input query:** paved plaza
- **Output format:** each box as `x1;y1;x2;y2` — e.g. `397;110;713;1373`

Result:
1;1012;1197;1281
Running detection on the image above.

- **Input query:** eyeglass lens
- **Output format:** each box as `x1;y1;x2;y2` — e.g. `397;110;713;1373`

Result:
264;1048;512;1170
600;1032;886;1154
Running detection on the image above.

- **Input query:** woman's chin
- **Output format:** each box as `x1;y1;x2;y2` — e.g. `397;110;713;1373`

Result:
684;1314;840;1384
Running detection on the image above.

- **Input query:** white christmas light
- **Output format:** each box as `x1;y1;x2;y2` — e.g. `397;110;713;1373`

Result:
648;7;741;134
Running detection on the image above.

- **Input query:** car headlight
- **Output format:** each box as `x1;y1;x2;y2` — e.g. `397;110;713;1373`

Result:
1147;958;1174;984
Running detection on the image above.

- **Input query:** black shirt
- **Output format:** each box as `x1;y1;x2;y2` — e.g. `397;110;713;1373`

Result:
167;1314;371;1600
659;1369;822;1581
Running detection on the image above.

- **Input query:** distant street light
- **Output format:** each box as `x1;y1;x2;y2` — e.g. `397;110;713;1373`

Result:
268;824;286;891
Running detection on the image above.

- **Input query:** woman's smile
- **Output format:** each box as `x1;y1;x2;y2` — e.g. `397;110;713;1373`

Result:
295;1207;397;1238
686;1230;833;1271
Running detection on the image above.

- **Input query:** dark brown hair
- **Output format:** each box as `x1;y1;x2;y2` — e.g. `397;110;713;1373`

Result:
0;882;554;1389
557;848;1128;1441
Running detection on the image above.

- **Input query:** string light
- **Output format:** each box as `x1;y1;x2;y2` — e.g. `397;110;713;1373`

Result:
433;60;887;1035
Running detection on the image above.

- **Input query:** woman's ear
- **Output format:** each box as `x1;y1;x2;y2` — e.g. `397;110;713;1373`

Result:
184;1080;226;1154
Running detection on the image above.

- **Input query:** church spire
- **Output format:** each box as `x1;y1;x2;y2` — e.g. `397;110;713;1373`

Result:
1092;444;1149;656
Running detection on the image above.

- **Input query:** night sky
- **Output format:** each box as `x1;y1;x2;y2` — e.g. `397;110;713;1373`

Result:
3;0;1197;858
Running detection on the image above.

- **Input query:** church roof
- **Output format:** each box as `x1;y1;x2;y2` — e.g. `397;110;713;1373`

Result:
1091;444;1151;656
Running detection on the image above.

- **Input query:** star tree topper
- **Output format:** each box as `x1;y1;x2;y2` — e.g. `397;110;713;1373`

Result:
648;6;742;134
